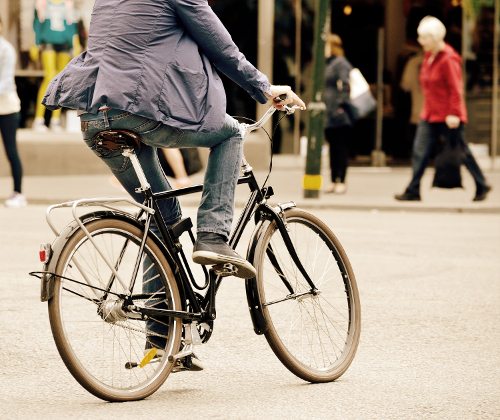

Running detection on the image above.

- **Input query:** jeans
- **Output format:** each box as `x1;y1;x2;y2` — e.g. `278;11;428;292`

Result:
405;121;488;195
0;113;22;193
80;109;243;239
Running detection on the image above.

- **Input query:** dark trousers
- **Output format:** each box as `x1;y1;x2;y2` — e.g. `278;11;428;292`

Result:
325;125;351;183
0;113;22;193
406;121;488;195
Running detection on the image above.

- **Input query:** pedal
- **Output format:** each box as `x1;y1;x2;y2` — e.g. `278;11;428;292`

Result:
212;263;237;277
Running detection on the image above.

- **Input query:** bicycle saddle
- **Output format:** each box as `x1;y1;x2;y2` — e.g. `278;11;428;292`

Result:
93;129;142;151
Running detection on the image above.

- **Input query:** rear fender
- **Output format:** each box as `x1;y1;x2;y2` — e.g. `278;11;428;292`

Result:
40;211;179;302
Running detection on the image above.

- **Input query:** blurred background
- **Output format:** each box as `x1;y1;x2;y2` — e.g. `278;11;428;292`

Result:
1;0;499;164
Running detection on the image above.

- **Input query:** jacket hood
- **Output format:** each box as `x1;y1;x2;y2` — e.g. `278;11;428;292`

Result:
439;44;461;64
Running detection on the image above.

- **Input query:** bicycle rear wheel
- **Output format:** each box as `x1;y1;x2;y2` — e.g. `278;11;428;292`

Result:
48;218;182;401
252;208;360;382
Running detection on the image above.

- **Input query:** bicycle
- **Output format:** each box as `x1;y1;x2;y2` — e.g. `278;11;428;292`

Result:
30;103;361;402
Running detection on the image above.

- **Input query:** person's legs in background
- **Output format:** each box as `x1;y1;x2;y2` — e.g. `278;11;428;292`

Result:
50;50;72;131
0;113;26;208
160;148;192;188
325;126;350;194
33;46;72;132
33;48;57;131
455;125;492;201
395;121;436;201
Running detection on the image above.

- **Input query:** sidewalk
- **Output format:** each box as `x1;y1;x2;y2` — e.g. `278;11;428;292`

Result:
1;155;499;213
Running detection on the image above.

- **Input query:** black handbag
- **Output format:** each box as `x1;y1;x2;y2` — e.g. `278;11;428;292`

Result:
157;148;203;177
432;130;464;189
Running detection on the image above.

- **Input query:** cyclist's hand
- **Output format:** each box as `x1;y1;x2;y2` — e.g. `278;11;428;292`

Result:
266;85;306;110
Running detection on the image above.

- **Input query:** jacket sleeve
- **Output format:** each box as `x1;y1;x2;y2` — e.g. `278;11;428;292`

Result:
0;44;15;95
442;57;464;117
338;60;351;103
173;0;270;104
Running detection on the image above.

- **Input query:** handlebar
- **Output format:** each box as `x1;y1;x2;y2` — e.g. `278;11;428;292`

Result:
240;104;302;137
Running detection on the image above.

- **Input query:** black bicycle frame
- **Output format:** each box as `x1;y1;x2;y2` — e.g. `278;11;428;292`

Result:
136;166;317;326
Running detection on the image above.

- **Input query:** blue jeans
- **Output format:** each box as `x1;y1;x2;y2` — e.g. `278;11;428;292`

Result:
80;109;243;238
405;121;488;195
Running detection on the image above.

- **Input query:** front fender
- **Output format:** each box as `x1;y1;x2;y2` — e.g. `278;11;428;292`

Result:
245;202;296;335
245;217;271;335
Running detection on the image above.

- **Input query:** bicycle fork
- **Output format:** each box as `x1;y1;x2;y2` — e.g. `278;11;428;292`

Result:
245;202;319;335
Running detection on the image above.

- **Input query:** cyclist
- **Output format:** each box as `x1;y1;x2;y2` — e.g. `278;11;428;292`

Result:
42;0;305;278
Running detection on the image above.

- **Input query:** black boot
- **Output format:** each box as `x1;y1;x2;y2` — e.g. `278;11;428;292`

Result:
473;185;492;202
394;191;421;201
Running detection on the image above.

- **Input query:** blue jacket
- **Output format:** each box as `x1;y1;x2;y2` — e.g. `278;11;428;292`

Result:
324;55;353;128
42;0;270;132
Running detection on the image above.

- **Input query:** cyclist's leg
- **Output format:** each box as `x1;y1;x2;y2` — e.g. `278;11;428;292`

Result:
166;115;256;273
80;110;181;226
80;110;182;353
140;113;254;277
163;114;242;239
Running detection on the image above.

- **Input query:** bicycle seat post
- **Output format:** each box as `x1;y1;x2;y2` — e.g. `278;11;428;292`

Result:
122;148;151;193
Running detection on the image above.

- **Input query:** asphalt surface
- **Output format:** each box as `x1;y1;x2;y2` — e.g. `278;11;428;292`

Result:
0;202;499;419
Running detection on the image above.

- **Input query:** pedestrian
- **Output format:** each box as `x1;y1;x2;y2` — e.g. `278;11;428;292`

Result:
159;148;193;189
395;16;491;202
323;34;353;194
0;18;27;208
31;0;79;132
41;0;305;278
400;49;424;153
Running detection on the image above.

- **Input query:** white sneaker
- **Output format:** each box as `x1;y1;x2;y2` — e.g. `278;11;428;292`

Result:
5;192;27;208
50;118;63;132
32;117;48;132
325;183;336;193
334;183;347;194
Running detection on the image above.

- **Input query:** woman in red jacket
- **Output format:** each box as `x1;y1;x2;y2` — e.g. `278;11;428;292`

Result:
395;16;491;202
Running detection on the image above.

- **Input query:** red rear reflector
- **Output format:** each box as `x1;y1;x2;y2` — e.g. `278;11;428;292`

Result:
39;244;51;263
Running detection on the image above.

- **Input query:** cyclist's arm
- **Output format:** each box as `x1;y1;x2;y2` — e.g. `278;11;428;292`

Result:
172;0;270;104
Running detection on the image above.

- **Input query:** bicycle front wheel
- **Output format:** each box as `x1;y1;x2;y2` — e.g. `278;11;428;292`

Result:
252;208;360;382
48;218;182;401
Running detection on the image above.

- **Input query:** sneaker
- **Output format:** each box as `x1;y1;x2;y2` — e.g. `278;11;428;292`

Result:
325;183;336;193
192;232;256;279
394;192;421;201
334;183;347;194
473;185;492;202
50;118;63;132
5;192;27;208
142;348;204;372
172;354;204;373
32;117;48;132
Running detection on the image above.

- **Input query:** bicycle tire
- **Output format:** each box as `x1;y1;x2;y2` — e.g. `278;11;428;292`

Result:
252;208;360;382
48;218;182;401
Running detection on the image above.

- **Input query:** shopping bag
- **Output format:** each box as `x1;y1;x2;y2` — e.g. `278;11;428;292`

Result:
347;68;376;120
432;132;464;189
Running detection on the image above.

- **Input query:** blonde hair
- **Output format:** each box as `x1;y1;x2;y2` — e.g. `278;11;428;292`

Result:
326;33;344;57
417;16;446;41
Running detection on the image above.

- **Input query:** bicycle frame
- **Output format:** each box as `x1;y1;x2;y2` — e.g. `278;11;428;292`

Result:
34;103;317;336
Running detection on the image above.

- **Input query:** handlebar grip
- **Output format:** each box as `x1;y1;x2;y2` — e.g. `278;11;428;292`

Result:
273;93;288;103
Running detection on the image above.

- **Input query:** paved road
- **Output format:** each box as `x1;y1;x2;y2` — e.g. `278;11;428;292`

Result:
0;205;499;419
